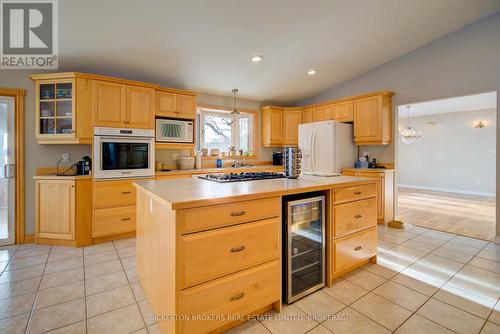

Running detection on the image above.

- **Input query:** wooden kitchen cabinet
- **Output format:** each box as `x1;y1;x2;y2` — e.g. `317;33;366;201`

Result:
283;108;302;145
313;104;333;121
332;100;354;122
175;94;197;119
32;74;93;144
302;107;314;123
35;176;92;247
353;94;392;145
125;85;155;129
156;90;197;119
261;107;284;146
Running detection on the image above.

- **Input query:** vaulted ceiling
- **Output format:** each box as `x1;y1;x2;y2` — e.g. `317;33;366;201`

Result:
59;0;500;104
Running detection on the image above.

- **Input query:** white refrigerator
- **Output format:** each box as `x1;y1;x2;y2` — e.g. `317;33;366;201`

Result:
299;120;357;176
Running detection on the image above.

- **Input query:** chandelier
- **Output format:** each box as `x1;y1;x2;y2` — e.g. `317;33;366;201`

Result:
400;106;421;144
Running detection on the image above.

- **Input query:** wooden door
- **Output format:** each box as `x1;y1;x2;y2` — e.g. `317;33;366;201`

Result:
93;80;126;127
302;108;313;123
354;96;381;143
175;94;196;119
283;109;301;145
313;104;333;121
156;91;177;118
36;180;75;240
332;101;354;122
125;86;155;129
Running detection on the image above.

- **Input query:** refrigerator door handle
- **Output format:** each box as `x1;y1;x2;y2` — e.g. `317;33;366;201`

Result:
311;127;316;172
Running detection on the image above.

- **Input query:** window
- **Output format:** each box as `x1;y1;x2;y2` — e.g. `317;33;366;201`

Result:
197;108;254;155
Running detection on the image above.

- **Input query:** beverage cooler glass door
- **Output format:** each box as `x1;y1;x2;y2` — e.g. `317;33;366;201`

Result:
287;196;325;302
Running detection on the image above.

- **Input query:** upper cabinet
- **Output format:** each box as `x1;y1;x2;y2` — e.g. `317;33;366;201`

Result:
125;86;155;129
302;108;313;124
312;105;332;122
283;109;302;145
34;74;93;144
156;90;196;119
353;94;392;145
261;107;284;147
332;101;354;122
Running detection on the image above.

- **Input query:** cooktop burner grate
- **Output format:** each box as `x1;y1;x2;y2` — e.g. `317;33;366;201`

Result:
198;172;285;183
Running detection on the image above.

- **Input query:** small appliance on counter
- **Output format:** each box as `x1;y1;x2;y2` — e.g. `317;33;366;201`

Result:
155;118;194;143
76;156;91;175
272;151;283;166
283;146;301;179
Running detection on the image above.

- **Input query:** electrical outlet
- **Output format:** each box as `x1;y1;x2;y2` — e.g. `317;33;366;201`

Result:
62;153;70;161
172;153;180;161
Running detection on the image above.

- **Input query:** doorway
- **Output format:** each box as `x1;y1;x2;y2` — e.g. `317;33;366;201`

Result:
0;97;15;245
396;92;497;240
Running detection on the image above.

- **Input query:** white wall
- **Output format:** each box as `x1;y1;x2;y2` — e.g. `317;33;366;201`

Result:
398;109;496;196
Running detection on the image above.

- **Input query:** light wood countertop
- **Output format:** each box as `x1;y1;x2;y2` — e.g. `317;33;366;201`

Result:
134;175;376;209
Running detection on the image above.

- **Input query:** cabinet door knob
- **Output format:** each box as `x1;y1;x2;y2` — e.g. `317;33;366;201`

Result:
354;191;362;195
230;245;246;253
354;214;362;219
121;191;131;195
354;246;362;251
230;210;246;217
230;292;245;301
121;218;131;221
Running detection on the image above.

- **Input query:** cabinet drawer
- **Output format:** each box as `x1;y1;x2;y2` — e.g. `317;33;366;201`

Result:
333;183;376;204
334;228;376;273
178;197;280;234
92;206;136;237
334;198;377;238
179;260;280;334
93;180;136;209
180;218;279;288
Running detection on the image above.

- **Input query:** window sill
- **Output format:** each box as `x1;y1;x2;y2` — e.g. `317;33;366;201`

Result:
201;155;257;160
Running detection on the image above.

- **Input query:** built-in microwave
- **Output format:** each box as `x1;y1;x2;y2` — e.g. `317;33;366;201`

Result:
93;127;155;179
156;118;194;143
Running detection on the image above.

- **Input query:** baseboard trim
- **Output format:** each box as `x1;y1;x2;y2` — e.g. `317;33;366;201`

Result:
398;184;496;197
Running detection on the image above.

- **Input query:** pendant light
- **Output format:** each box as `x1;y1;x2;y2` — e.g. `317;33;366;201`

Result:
230;89;240;115
400;105;421;144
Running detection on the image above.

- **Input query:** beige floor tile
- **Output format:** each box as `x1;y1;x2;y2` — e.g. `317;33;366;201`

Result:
84;259;123;279
0;276;41;300
87;304;145;334
125;267;139;283
469;256;500;274
452;236;489;249
399;239;439;253
412;235;448;247
489;301;500;325
131;282;146;302
84;250;118;266
477;249;500;263
431;247;474;264
0;264;44;284
361;263;398;279
0;246;17;262
305;324;333;334
395;314;454;334
0;292;36;320
113;238;136;250
446;265;500;300
434;286;494;319
12;247;50;260
423;230;455;241
83;242;115;256
223;319;271;334
34;281;84;310
0;312;30;334
147;323;162;334
378;233;409;245
120;255;136;269
372;280;429;311
481;321;500;333
376;251;415;272
377;239;398;252
294;291;345;323
27;298;85;334
387;245;429;262
138;299;156;326
260;304;318;334
391;272;439;296
7;254;47;270
0;260;8;272
44;257;83;274
322;278;368;304
85;271;129;296
400;254;464;288
132;328;148;334
117;246;136;258
383;229;420;239
47;247;83;263
351;292;412;331
342;268;386;290
44;320;86;333
441;240;483;256
417;298;485;334
86;285;135;318
40;267;83;289
322;307;390;334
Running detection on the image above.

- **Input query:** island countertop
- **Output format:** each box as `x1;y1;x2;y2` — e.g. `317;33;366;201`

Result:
134;174;376;209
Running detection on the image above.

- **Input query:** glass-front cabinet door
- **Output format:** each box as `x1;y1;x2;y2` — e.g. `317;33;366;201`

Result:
287;195;325;302
36;79;75;140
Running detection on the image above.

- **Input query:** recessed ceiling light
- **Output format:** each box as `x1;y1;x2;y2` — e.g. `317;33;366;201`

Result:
251;55;263;62
308;69;317;75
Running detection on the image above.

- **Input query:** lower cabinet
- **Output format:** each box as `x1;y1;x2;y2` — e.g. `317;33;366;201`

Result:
35;177;92;246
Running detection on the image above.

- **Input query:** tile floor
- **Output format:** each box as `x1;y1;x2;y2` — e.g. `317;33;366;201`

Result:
0;225;499;333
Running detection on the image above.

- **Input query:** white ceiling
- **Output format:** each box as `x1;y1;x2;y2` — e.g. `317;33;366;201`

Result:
398;92;498;118
59;0;500;104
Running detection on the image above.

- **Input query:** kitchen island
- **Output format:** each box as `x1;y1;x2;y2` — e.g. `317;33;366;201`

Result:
134;175;378;334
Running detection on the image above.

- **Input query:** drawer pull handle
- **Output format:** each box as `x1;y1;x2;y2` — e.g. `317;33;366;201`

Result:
354;246;362;251
230;210;246;217
354;214;362;219
121;218;131;221
230;245;246;253
230;292;245;301
121;191;131;195
354;191;362;195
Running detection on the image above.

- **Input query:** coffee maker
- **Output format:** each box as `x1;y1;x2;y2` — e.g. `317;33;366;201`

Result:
76;156;91;175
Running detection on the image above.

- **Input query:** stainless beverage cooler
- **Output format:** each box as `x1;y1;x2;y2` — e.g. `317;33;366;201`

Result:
283;193;326;303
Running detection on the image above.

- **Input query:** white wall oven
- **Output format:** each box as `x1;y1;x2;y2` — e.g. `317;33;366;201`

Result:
93;127;155;179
